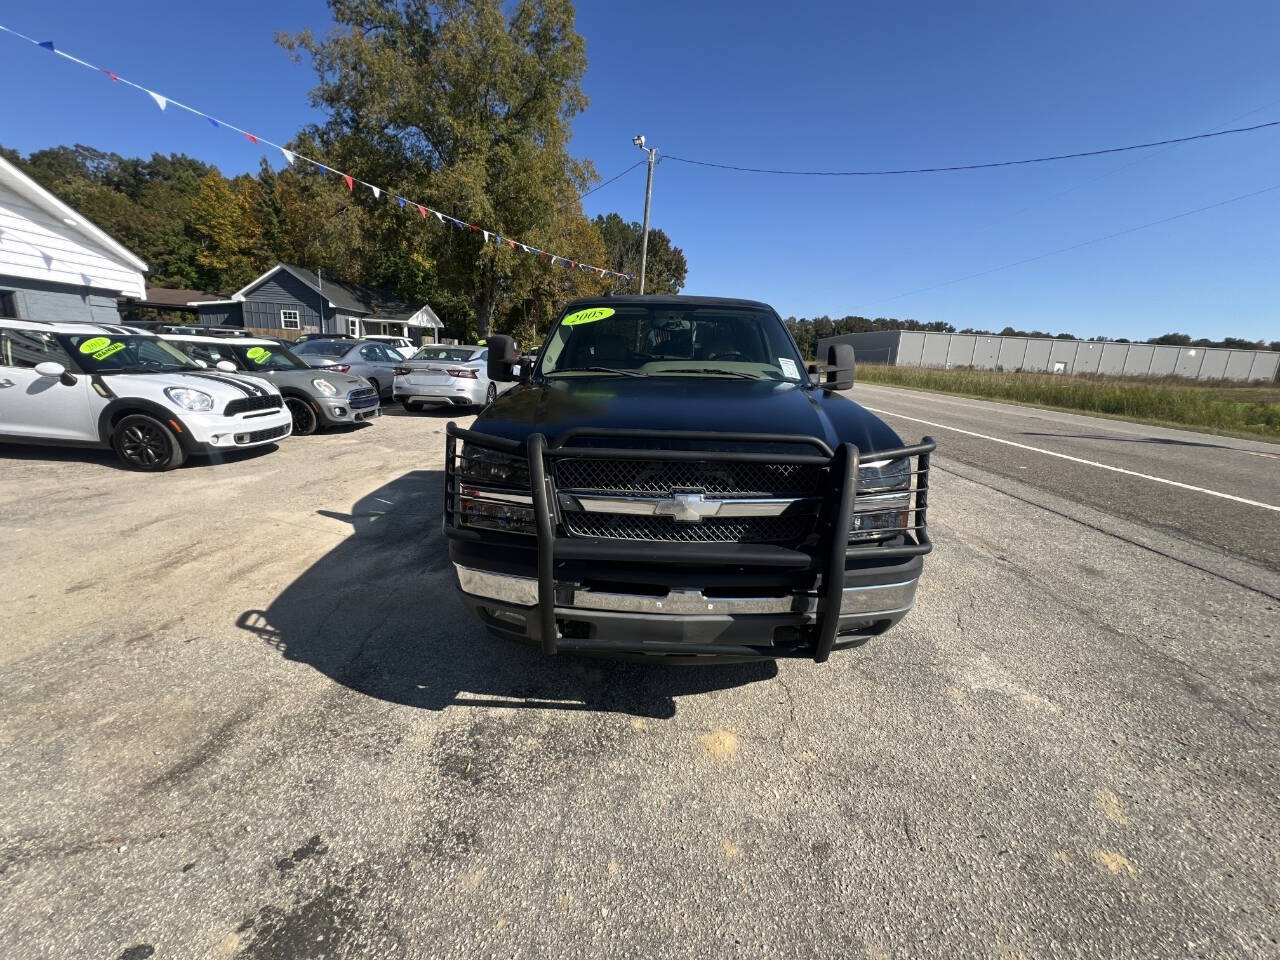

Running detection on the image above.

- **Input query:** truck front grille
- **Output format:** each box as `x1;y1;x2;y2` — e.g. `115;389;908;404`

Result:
562;512;809;544
554;458;821;499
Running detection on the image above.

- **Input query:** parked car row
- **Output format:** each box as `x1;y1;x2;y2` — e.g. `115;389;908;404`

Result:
0;320;525;471
0;319;295;471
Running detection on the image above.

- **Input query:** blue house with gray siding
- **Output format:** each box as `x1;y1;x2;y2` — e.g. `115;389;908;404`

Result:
0;155;147;323
192;263;441;344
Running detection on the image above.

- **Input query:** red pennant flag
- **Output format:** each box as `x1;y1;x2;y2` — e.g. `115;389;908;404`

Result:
417;204;427;219
244;132;259;145
508;239;516;249
469;224;481;232
343;174;354;192
103;70;119;83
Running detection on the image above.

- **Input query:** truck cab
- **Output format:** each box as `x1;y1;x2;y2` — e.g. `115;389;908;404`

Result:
443;296;934;662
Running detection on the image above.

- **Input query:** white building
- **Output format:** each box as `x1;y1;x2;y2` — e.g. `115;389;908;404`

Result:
0;155;147;323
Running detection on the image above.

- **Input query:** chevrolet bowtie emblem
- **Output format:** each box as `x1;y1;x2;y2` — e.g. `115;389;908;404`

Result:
654;491;719;524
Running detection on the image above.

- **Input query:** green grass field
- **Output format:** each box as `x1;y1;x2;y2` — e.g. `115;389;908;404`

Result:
856;364;1280;441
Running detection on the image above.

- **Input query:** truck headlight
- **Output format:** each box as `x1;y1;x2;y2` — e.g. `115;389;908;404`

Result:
311;378;338;396
460;443;531;487
458;485;536;535
164;386;214;412
851;457;911;542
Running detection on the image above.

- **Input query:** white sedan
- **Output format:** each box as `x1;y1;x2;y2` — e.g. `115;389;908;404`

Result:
393;345;518;410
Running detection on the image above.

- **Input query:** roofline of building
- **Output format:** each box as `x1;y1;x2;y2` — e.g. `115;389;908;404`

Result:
0;155;149;274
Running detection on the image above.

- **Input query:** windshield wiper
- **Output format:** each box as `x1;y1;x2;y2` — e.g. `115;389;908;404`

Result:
656;368;765;380
545;366;645;378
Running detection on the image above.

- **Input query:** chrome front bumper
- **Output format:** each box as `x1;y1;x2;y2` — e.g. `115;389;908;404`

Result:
453;563;918;622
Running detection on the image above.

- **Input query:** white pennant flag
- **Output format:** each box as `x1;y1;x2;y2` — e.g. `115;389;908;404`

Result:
146;90;167;111
370;185;381;199
520;243;530;253
280;148;296;166
434;211;445;224
482;230;491;243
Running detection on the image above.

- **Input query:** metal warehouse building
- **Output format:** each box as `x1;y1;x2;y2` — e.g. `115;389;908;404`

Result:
816;330;1280;383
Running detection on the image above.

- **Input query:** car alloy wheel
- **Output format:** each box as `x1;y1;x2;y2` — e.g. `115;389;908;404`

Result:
287;396;318;435
113;414;184;471
486;382;497;405
368;378;381;401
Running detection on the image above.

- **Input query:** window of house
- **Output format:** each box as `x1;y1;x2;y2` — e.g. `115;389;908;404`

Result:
0;291;18;319
348;318;360;338
280;309;301;330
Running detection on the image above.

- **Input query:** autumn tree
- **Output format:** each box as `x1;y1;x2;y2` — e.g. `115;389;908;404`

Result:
279;0;603;336
593;213;687;295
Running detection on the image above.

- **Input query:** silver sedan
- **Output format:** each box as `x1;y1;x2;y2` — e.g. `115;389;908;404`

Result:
292;339;407;400
393;345;517;410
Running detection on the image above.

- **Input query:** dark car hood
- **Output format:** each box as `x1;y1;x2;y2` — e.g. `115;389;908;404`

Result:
472;377;903;455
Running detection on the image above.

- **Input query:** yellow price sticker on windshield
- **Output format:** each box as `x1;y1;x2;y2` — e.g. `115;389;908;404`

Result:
562;307;615;326
79;337;110;354
246;346;271;363
80;336;124;361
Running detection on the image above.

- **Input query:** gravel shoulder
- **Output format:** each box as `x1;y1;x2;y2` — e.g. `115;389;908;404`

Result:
1;407;1277;959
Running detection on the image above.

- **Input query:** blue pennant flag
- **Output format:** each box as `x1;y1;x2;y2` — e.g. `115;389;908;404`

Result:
38;41;55;52
208;117;218;128
397;196;406;209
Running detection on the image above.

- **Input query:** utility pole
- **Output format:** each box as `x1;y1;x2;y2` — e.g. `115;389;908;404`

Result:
633;135;657;295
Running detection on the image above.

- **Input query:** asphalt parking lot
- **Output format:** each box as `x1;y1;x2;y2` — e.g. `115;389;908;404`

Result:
2;394;1278;959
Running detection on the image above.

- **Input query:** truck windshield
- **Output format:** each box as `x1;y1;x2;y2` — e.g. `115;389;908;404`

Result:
538;305;805;382
58;334;198;373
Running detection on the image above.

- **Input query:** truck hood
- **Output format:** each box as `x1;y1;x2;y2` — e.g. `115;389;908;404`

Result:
472;377;904;455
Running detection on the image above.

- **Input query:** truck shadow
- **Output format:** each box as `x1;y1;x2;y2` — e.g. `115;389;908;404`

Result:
236;470;776;718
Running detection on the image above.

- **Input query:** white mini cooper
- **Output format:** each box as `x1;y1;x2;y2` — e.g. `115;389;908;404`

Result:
0;319;292;471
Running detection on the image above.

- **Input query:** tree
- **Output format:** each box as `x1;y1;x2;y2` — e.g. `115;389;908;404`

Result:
1149;333;1192;346
592;213;687;294
280;0;602;337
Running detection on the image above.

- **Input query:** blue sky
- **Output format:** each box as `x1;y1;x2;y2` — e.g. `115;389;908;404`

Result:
2;1;1277;341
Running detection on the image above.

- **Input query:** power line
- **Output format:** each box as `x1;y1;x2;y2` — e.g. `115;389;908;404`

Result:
860;181;1280;307
578;159;646;201
665;119;1280;176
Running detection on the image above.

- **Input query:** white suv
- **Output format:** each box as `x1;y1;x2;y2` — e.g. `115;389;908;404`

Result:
0;319;292;471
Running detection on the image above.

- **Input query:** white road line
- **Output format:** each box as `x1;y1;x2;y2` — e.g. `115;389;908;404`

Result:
864;406;1280;513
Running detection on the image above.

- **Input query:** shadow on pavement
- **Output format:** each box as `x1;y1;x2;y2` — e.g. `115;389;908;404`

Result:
237;470;777;719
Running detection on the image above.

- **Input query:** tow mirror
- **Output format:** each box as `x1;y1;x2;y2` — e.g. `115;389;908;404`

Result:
216;360;237;373
487;335;519;383
824;342;855;391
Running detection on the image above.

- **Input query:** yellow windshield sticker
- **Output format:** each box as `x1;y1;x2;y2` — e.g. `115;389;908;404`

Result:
246;346;271;363
93;342;126;361
562;307;615;327
80;337;124;361
79;337;110;354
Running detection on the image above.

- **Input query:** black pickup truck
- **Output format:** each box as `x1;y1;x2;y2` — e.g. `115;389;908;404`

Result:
444;295;934;662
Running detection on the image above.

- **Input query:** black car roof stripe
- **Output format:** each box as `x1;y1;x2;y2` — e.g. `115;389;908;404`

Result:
182;372;257;396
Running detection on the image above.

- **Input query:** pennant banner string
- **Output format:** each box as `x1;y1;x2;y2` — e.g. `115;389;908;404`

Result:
0;22;633;281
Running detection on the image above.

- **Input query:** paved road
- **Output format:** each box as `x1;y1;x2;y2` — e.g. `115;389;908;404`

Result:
851;381;1280;572
1;400;1277;959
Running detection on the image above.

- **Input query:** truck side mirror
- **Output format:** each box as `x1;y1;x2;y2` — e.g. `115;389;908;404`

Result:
824;343;855;391
487;335;519;383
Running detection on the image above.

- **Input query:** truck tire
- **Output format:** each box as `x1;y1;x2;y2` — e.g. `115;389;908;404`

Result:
112;413;185;472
